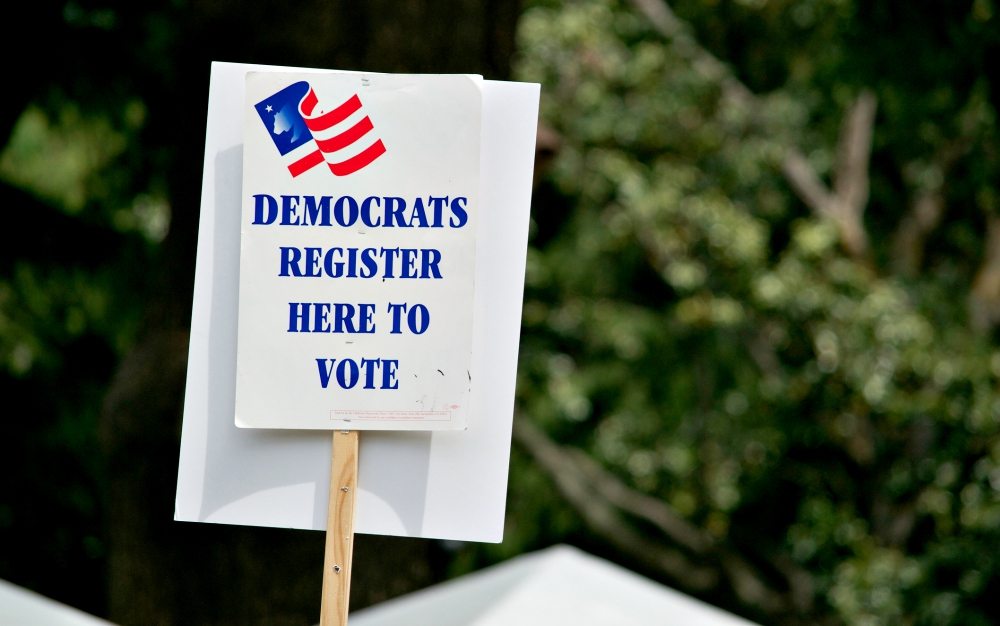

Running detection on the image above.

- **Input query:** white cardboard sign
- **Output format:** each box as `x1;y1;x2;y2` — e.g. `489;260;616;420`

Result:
174;62;539;542
237;72;483;430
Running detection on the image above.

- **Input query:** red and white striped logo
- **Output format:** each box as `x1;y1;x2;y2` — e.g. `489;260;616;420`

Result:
282;88;387;178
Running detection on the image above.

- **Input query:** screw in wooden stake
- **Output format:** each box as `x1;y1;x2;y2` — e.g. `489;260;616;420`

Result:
320;430;359;626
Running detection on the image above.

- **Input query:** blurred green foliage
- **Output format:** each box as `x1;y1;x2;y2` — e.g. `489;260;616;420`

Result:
0;4;181;614
4;1;1000;625
453;1;1000;625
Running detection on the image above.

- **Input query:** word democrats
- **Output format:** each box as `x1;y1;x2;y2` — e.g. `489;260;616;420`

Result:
252;194;469;228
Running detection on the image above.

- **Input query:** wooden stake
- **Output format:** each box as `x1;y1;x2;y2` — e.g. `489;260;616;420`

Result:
320;430;359;626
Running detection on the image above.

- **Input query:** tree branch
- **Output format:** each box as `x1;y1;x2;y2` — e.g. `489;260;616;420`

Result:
781;93;878;260
833;91;878;219
969;215;1000;332
767;551;815;614
891;191;946;277
626;0;753;104
781;149;836;215
826;90;878;259
567;447;714;553
719;550;788;615
512;417;718;589
891;139;973;276
513;415;814;617
631;0;994;333
628;0;877;263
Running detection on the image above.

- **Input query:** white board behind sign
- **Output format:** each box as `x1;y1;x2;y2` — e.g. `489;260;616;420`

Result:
174;62;539;542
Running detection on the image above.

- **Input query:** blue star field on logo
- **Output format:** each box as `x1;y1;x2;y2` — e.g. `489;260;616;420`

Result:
254;81;314;156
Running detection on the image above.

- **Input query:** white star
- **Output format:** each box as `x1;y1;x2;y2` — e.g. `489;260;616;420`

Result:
265;105;273;112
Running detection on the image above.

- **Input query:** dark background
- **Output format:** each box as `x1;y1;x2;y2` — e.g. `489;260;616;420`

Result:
6;2;1000;625
1;2;519;623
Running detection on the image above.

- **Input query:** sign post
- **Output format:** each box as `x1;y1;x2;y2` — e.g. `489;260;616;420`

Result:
175;61;539;625
321;430;359;626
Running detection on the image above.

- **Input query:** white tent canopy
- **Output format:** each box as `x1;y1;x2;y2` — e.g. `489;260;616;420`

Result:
348;545;759;626
0;545;759;625
0;579;114;626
